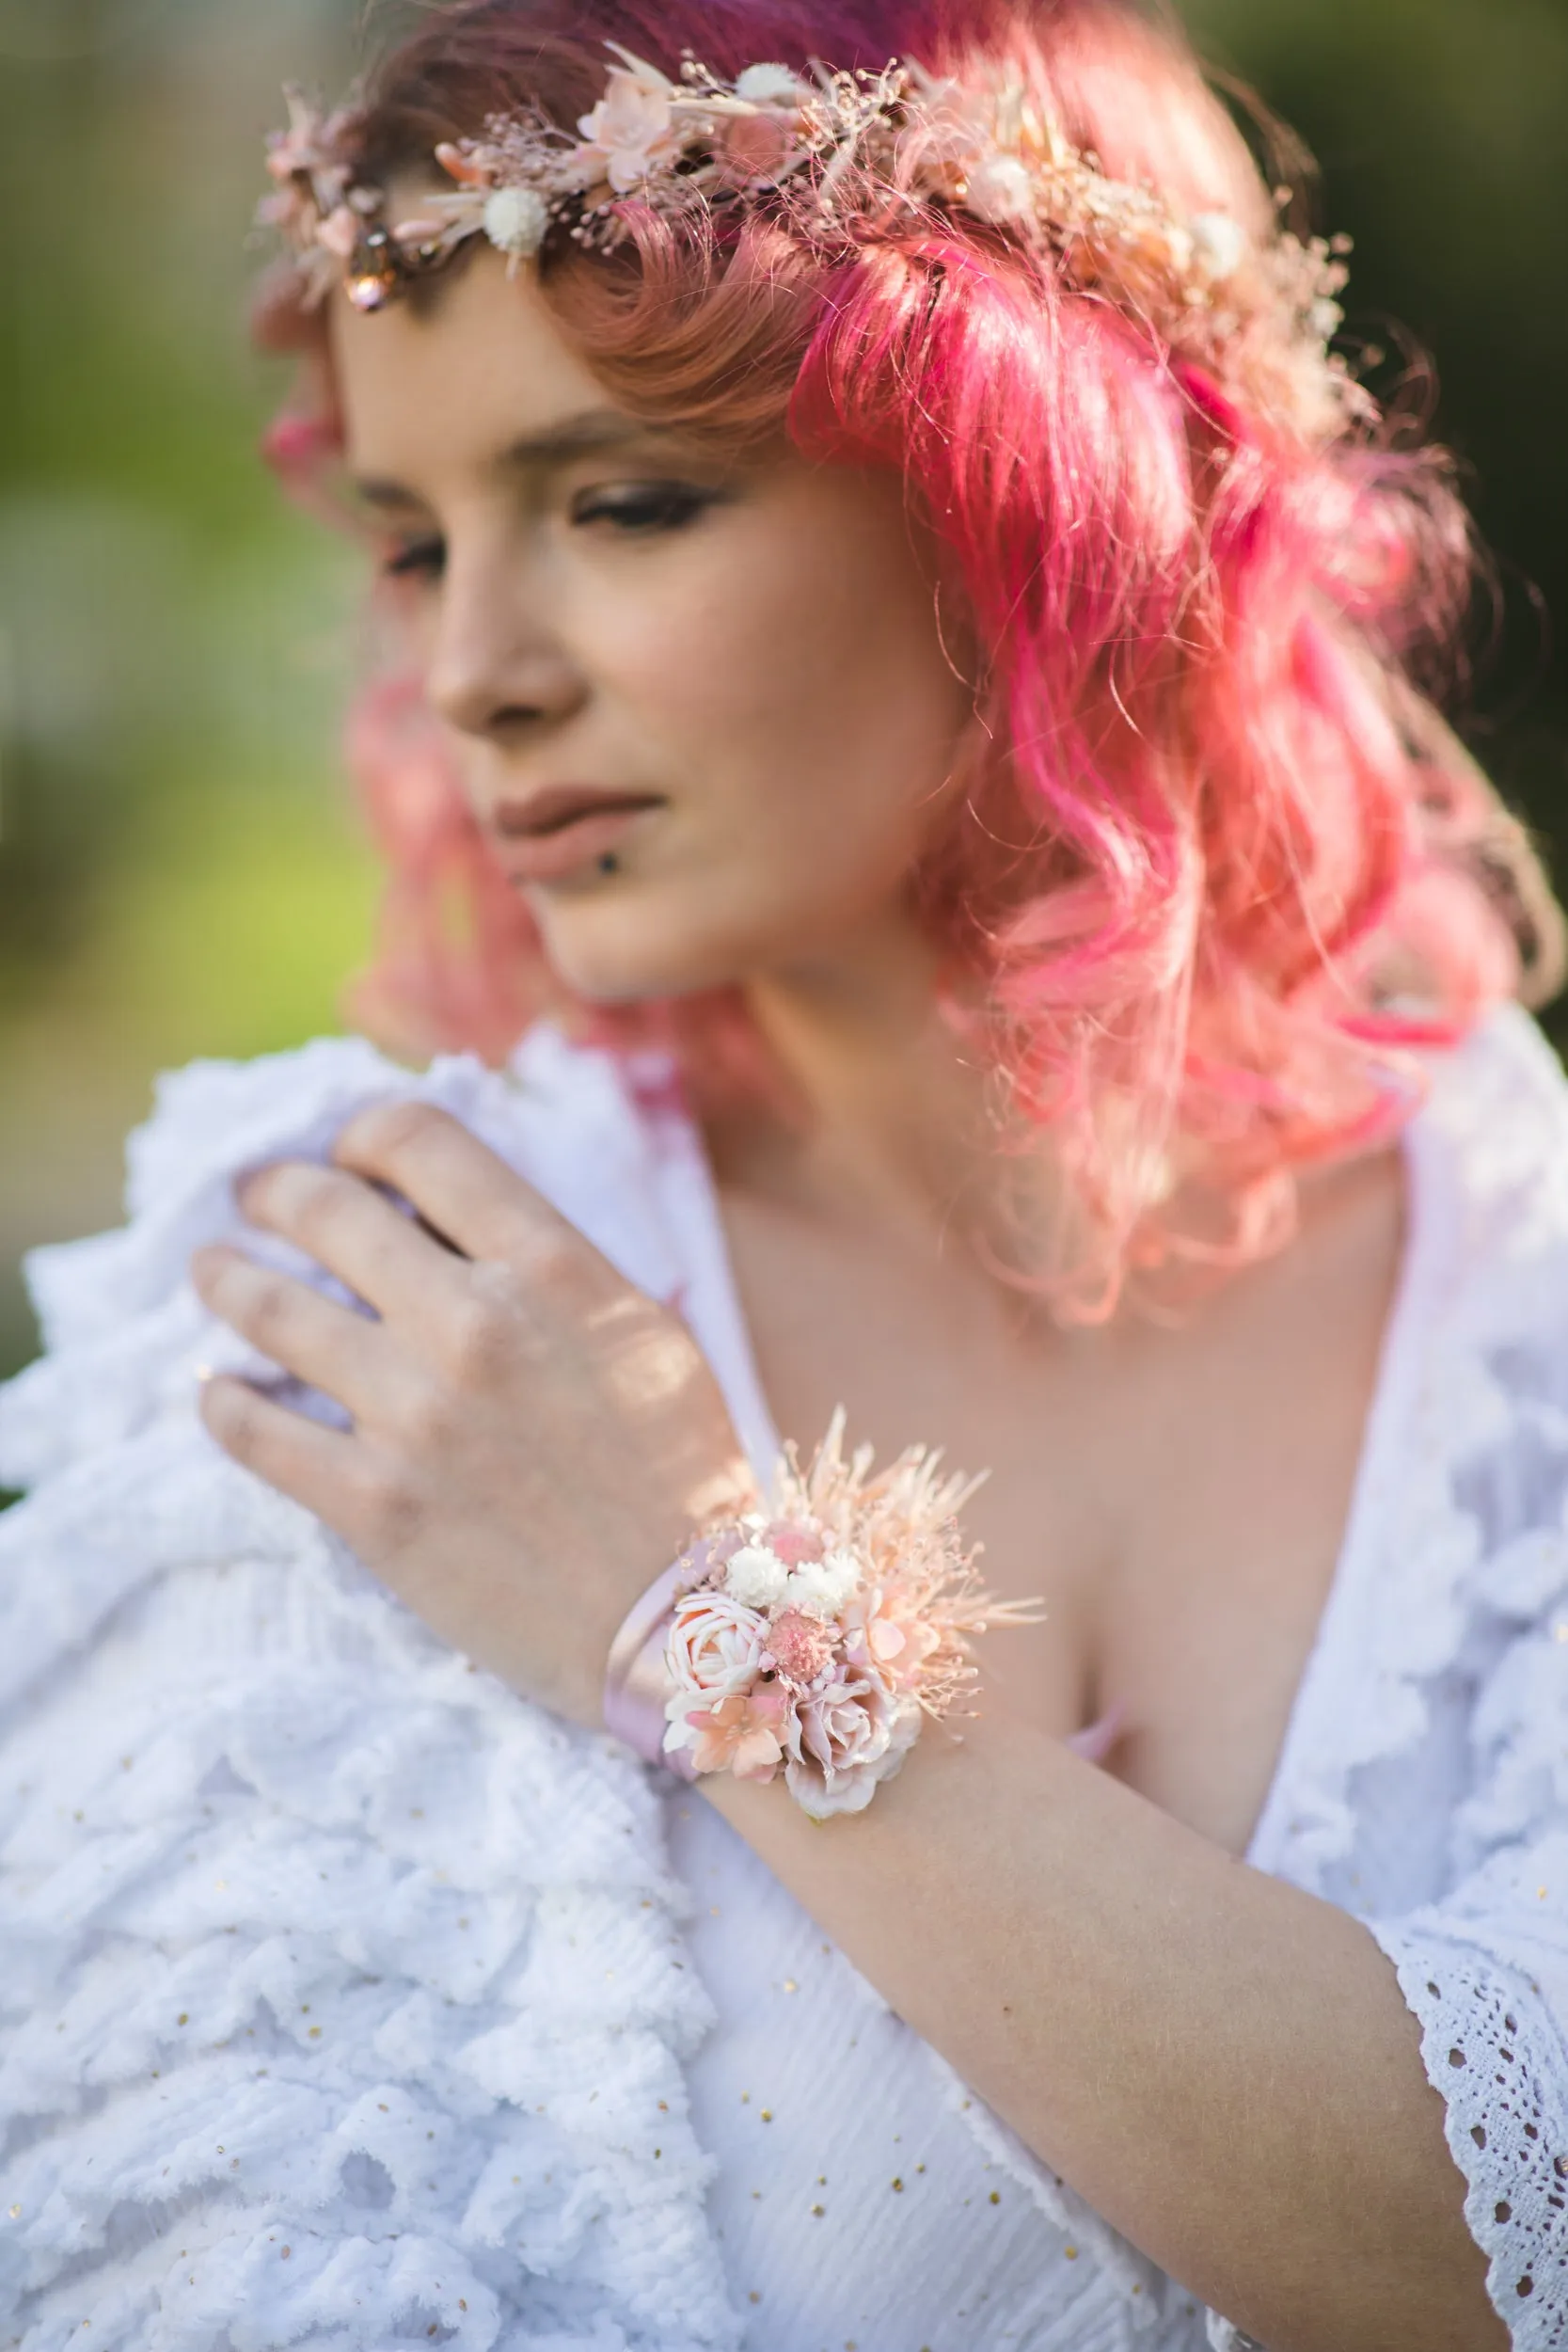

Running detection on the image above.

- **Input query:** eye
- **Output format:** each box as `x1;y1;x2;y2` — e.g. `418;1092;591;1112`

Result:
570;482;723;534
380;536;446;580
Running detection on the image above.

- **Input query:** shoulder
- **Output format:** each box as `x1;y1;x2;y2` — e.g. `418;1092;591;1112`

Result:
0;1025;695;1488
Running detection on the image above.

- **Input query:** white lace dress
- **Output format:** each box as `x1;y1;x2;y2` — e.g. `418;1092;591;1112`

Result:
0;1004;1565;2350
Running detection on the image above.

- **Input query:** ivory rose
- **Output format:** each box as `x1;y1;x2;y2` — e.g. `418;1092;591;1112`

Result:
578;62;685;193
663;1588;768;1708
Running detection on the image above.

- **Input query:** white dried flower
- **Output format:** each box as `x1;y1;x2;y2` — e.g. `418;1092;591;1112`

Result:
483;185;549;259
724;1543;792;1611
962;153;1036;226
1188;210;1247;284
784;1549;862;1619
734;63;807;106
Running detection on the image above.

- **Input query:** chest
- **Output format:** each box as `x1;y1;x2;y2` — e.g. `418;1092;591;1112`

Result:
714;1158;1404;1860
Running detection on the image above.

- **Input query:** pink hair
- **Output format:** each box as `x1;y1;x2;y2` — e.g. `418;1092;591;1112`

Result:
255;0;1561;1316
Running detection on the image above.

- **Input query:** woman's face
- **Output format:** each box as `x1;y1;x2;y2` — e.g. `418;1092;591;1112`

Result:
329;241;978;1005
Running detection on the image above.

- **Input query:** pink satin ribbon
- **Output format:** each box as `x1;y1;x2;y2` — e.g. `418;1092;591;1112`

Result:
1065;1699;1125;1765
605;1548;1126;1779
602;1550;715;1781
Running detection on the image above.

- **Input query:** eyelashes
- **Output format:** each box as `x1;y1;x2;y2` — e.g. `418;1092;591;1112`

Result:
569;482;725;533
377;479;725;581
381;537;444;580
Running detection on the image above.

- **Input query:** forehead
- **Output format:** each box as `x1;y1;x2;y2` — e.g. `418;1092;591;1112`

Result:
328;245;615;497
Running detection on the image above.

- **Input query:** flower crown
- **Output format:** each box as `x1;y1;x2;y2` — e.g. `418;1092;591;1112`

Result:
258;44;1368;441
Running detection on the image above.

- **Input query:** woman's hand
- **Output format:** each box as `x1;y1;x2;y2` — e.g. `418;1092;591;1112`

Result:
189;1098;758;1725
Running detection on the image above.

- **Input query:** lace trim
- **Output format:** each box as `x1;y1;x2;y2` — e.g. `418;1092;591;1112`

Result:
1374;1930;1568;2343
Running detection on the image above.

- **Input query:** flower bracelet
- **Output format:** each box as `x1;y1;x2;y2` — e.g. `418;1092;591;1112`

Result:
604;1410;1042;1821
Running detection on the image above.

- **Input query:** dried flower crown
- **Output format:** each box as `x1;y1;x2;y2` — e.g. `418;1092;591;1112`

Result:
259;44;1367;441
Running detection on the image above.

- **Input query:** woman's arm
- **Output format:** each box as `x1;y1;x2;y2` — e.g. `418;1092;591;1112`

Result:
191;1100;1507;2352
705;1708;1503;2352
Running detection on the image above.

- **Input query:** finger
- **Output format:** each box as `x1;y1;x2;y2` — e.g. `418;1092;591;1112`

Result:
332;1099;603;1278
191;1244;388;1413
198;1373;372;1536
235;1158;472;1321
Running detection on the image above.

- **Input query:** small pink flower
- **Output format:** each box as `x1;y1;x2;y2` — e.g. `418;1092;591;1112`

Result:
683;1682;792;1781
578;62;685;194
765;1608;836;1685
719;113;793;184
766;1521;825;1568
664;1589;768;1706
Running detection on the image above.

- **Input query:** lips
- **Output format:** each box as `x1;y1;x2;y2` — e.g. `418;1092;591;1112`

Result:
491;787;664;885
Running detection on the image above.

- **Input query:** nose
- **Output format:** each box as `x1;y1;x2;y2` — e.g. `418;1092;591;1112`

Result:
423;529;586;745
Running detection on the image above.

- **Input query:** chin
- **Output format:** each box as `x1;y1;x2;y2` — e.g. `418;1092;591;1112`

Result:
529;887;756;1009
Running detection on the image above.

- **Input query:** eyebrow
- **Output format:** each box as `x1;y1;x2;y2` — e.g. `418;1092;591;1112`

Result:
350;408;677;511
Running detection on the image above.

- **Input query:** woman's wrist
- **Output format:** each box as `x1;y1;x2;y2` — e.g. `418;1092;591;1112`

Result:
600;1410;1041;1820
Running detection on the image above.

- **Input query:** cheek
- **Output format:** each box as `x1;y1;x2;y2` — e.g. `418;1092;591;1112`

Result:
602;507;974;898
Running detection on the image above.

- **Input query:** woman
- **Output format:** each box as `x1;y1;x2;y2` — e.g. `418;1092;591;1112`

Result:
2;0;1564;2345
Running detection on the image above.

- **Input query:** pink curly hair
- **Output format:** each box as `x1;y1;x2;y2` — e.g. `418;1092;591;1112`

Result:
254;0;1561;1317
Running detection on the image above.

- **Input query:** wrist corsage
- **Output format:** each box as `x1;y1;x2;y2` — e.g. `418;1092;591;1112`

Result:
605;1410;1042;1820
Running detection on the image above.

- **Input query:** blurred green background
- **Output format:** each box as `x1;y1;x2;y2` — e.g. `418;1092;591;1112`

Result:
2;0;1566;1394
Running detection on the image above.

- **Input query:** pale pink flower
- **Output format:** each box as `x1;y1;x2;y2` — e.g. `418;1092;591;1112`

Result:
577;61;685;194
854;1589;944;1692
679;1682;792;1782
663;1588;768;1708
785;1668;923;1818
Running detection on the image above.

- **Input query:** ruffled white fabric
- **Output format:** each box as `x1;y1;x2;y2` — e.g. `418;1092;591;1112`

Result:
0;1033;746;2352
4;1006;1568;2350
